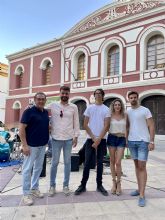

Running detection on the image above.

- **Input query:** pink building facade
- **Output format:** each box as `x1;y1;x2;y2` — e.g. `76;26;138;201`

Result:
6;0;165;137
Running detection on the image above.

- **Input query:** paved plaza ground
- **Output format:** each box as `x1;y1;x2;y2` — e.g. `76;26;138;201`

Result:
0;133;165;220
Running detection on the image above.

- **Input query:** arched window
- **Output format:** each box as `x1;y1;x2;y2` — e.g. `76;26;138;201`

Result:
77;53;85;80
12;101;21;122
42;61;51;85
147;35;165;70
15;66;24;88
107;45;119;76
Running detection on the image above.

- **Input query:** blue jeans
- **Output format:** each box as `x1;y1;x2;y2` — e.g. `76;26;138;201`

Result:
50;139;72;188
22;145;46;195
128;141;149;161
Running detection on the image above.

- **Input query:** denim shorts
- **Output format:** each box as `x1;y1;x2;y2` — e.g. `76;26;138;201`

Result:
107;134;126;148
128;141;149;161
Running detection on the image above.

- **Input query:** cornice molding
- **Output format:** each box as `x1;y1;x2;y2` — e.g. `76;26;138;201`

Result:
64;0;165;38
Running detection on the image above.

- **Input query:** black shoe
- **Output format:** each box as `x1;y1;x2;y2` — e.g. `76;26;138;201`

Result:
74;185;86;195
97;185;108;196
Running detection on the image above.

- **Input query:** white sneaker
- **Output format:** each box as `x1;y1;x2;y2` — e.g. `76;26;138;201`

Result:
63;186;71;196
23;195;33;206
31;189;44;198
48;186;56;197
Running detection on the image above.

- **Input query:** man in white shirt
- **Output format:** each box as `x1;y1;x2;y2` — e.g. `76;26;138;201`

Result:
127;91;155;207
48;86;80;196
75;89;110;196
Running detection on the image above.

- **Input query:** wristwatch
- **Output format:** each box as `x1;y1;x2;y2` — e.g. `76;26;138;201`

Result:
149;141;154;144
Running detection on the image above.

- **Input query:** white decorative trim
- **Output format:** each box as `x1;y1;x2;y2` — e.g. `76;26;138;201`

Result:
143;69;165;80
104;93;126;105
7;63;11;96
90;55;98;78
69;96;89;106
139;89;165;102
29;57;33;94
39;57;53;70
14;64;24;75
65;47;74;59
103;75;121;85
126;45;136;72
60;41;65;85
86;38;105;53
139;23;165;78
8;14;165;65
6;76;165;100
71;81;86;89
65;61;69;81
64;14;165;49
12;101;22;109
120;27;144;43
9;47;61;64
70;46;90;82
68;0;162;35
100;37;124;83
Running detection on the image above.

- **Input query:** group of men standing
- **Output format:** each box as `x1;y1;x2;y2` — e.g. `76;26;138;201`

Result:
19;86;155;207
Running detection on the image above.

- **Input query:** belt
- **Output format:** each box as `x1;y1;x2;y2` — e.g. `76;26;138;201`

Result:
109;133;125;137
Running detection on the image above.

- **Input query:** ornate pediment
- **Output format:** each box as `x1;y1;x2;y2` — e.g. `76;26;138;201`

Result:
65;0;164;37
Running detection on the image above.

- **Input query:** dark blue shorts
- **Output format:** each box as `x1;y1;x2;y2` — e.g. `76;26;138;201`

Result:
107;134;126;148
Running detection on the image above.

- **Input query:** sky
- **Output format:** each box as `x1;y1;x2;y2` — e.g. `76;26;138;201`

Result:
0;0;113;64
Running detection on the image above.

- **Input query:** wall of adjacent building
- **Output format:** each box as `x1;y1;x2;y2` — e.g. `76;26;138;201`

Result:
0;63;8;123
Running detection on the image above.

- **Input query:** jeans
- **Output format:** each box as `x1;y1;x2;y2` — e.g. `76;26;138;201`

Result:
107;134;126;148
22;145;46;195
81;139;106;187
50;139;72;188
128;141;149;161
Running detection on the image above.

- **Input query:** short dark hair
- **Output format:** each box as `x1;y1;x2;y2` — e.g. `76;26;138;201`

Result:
94;89;105;97
34;92;46;99
128;91;139;98
60;86;70;92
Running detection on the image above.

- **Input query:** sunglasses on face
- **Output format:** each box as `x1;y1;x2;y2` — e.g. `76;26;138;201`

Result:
60;110;63;118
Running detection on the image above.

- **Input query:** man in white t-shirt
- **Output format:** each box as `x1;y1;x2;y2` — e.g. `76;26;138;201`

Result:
127;91;155;207
75;89;110;196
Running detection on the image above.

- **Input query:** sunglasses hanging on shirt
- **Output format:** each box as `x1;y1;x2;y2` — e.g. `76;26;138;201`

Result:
60;110;63;118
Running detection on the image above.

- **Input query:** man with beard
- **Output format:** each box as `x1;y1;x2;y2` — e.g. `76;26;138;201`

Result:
48;86;80;196
127;91;155;207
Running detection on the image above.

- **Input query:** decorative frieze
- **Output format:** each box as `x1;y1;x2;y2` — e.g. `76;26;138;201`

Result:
103;75;120;85
72;81;86;89
72;1;162;35
143;69;165;80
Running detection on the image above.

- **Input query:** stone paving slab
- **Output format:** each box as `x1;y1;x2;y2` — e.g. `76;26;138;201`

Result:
0;165;20;192
1;187;165;207
0;139;165;220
